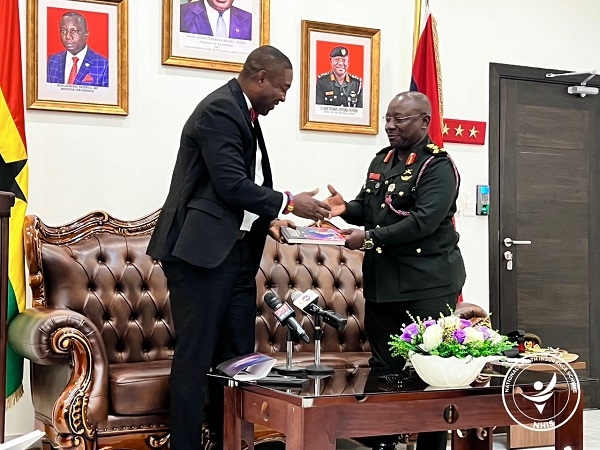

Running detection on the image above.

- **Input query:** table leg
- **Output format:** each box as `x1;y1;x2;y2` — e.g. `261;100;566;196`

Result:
554;389;583;450
451;428;493;450
285;405;336;450
224;386;242;450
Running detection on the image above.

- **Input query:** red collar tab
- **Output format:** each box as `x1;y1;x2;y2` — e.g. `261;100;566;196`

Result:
406;152;417;166
368;172;381;181
383;149;394;164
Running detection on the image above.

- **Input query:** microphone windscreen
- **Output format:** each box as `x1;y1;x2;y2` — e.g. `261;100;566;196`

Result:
263;292;279;309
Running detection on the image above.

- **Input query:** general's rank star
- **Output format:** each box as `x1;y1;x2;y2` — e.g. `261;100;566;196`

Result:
469;126;479;138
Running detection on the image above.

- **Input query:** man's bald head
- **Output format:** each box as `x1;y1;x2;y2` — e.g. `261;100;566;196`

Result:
384;91;432;150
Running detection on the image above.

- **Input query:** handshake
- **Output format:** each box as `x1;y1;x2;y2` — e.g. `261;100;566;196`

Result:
270;185;367;251
282;184;346;223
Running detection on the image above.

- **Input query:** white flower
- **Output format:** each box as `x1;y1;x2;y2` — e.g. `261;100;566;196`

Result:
440;315;460;329
422;324;443;351
463;327;485;344
489;330;504;344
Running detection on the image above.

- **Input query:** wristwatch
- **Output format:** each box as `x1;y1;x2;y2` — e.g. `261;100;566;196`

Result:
363;230;374;250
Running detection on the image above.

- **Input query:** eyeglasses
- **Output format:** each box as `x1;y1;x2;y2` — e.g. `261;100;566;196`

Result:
383;113;427;125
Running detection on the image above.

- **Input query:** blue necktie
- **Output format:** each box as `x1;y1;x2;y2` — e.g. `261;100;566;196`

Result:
216;13;227;37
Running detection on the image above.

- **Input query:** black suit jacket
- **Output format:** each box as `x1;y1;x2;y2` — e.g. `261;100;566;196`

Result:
147;78;283;268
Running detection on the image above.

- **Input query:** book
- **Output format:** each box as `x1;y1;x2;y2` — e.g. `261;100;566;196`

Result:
216;352;277;381
280;226;345;246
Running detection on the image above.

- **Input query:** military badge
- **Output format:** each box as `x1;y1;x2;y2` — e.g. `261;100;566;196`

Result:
341;48;347;56
387;183;395;192
400;169;413;181
368;172;381;181
406;152;417;166
325;91;334;95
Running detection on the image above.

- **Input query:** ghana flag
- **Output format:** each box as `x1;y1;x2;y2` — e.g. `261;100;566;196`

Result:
0;0;29;407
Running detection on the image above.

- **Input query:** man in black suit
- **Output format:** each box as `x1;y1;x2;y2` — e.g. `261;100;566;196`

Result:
147;45;330;450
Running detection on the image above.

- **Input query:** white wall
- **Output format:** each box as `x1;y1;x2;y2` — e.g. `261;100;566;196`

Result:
8;0;600;436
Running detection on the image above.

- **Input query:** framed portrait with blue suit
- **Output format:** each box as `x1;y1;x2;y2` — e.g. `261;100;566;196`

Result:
26;0;128;115
162;0;269;72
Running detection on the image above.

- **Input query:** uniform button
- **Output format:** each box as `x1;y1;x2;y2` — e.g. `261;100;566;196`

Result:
416;248;422;253
399;191;404;196
375;182;380;188
334;96;337;99
380;203;385;208
340;92;344;96
376;247;382;253
366;189;371;193
376;225;380;228
384;180;389;185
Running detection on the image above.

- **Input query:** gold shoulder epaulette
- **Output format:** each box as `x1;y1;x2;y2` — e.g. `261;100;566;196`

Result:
426;143;446;155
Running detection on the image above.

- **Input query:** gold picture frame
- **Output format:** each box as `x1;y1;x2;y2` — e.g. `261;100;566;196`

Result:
162;0;270;73
27;0;128;115
300;20;380;135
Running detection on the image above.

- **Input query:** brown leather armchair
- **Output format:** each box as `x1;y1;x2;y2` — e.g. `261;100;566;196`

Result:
9;211;172;450
7;211;371;450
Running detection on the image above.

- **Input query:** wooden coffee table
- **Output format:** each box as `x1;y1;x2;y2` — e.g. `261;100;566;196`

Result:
220;368;585;450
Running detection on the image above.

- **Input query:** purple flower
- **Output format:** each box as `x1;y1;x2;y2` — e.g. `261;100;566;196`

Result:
423;319;437;328
453;329;467;344
400;322;419;342
459;319;472;328
479;326;492;340
400;331;414;342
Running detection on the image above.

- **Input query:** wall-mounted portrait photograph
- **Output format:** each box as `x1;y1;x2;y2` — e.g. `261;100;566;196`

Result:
27;0;128;115
162;0;270;72
300;20;380;134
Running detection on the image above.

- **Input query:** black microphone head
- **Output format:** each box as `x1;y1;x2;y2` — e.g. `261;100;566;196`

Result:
263;292;280;310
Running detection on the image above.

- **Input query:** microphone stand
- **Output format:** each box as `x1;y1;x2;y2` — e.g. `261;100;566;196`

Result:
306;315;333;375
275;328;306;375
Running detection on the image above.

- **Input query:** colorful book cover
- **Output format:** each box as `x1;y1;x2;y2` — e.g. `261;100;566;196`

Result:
281;226;345;246
216;352;276;381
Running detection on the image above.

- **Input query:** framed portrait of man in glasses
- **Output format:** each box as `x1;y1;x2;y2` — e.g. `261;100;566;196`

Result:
300;20;380;135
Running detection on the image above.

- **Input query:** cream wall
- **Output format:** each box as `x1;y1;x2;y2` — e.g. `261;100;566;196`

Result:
8;0;600;436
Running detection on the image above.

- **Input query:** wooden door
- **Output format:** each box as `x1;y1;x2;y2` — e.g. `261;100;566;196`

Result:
489;63;600;406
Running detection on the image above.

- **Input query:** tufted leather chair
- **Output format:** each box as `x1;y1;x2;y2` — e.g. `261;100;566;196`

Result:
8;211;370;450
8;211;172;450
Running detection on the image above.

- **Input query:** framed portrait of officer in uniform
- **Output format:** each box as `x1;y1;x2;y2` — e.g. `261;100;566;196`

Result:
162;0;270;72
300;20;380;135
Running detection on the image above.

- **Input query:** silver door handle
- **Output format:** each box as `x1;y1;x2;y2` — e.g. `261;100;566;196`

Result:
503;237;532;248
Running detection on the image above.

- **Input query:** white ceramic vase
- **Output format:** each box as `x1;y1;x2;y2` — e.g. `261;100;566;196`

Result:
410;354;498;388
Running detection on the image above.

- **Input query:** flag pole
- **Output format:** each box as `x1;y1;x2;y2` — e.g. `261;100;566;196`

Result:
0;192;15;443
412;0;423;60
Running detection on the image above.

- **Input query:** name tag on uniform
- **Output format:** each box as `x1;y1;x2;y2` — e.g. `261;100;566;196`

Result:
368;172;381;181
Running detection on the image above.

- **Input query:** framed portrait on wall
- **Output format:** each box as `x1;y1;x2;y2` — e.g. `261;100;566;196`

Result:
300;20;380;135
162;0;270;72
27;0;128;115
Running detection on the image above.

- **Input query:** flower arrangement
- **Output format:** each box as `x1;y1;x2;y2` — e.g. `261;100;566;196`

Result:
389;310;514;361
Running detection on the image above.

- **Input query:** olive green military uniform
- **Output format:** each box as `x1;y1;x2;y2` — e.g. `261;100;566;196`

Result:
343;135;462;450
316;72;363;107
342;136;466;302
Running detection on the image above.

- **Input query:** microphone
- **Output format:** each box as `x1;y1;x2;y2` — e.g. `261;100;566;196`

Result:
263;292;310;343
292;290;348;331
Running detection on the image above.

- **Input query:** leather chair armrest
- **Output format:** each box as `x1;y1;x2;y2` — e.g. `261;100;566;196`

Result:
8;307;109;438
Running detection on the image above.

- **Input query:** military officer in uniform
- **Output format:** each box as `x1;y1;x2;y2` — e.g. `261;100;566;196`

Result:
325;91;465;450
316;46;363;107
